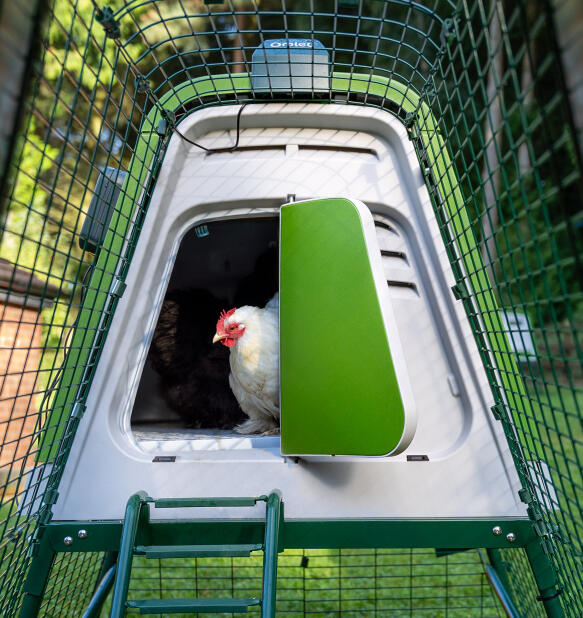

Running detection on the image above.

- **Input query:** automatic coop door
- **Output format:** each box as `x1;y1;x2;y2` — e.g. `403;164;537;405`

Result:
251;38;330;93
280;198;417;457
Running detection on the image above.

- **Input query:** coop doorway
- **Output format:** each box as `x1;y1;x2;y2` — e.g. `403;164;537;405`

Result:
130;216;279;446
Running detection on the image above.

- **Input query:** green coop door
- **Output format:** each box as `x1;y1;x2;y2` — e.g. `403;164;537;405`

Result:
280;198;417;457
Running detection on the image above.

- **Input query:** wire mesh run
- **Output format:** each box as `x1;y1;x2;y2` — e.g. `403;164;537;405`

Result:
0;0;580;616
76;548;506;618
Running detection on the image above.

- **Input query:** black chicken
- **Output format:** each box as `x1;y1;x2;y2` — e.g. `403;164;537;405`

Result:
149;288;245;429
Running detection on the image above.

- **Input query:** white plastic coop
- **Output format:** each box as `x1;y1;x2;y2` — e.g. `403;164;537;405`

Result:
52;103;526;522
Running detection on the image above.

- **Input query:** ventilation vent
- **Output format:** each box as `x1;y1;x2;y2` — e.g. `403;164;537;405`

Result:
204;144;377;158
374;220;419;298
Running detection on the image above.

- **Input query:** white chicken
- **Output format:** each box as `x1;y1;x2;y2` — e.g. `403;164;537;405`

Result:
213;293;279;434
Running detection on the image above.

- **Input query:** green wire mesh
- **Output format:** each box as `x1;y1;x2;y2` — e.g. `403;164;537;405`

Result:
35;549;511;618
0;0;581;616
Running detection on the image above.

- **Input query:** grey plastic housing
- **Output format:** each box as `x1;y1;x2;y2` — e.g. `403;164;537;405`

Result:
79;167;127;253
251;39;330;93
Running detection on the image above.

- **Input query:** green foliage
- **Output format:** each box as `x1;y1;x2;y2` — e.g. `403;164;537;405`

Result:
0;119;60;278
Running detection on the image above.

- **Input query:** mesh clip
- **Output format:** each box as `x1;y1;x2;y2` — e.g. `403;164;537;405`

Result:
37;505;53;527
71;402;87;420
533;518;553;539
135;75;150;93
96;6;121;40
109;277;127;298
491;403;505;421
518;487;533;504
43;489;60;506
404;112;416;131
451;282;469;300
441;17;457;46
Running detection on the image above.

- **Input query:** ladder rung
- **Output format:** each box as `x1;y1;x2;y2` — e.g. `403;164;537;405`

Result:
153;496;266;508
126;597;261;613
134;544;263;558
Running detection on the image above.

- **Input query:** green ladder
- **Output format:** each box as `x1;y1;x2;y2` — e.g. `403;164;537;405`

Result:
108;490;282;617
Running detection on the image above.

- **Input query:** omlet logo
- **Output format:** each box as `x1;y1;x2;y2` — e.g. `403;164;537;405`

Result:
267;39;314;48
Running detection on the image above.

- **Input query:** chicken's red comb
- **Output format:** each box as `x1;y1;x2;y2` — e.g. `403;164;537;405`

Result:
216;307;237;331
220;308;236;321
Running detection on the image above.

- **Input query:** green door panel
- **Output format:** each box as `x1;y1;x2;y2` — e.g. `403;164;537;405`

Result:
280;198;416;456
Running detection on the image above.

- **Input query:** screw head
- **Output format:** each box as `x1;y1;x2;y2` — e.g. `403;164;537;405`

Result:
492;526;502;536
506;532;516;543
77;529;88;539
63;536;73;546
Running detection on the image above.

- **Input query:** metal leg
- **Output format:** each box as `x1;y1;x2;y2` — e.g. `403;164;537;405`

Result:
525;540;564;618
18;533;55;618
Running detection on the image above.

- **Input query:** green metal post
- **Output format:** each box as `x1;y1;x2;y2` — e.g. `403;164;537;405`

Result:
525;540;565;618
261;491;282;618
18;532;55;618
109;491;149;618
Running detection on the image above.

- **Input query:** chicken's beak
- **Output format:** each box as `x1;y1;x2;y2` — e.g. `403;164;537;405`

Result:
213;333;224;344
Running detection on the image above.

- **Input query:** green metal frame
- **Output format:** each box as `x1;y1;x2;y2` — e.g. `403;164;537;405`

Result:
20;516;564;618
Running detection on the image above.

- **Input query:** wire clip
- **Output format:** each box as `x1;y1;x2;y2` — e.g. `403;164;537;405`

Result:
491;403;505;421
109;277;127;298
96;6;121;40
71;402;87;420
135;75;150;94
441;17;457;46
451;282;470;300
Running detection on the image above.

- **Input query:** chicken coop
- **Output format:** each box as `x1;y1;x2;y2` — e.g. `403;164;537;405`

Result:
0;0;582;616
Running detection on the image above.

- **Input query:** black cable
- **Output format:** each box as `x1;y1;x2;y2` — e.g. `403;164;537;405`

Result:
174;103;248;153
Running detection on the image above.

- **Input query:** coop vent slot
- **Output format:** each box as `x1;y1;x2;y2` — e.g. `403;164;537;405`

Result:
204;144;377;157
381;249;408;262
387;280;417;291
375;220;419;298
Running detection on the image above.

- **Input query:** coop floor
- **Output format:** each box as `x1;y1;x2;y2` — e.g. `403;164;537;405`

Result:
132;422;280;454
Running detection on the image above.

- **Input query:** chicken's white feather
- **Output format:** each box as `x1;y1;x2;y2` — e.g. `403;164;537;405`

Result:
222;295;279;434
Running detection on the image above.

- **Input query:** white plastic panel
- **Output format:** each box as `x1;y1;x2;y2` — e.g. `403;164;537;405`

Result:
52;104;525;521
